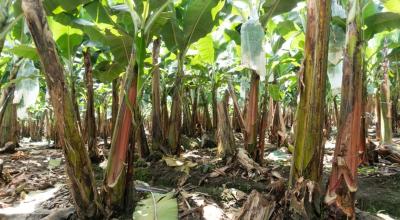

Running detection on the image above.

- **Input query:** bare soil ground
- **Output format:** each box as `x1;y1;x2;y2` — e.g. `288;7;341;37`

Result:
0;136;399;220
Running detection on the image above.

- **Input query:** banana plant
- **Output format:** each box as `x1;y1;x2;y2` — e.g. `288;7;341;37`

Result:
103;0;174;212
325;0;363;217
160;0;225;155
0;0;30;149
21;0;104;217
365;29;400;144
231;0;301;162
288;0;331;218
9;0;175;216
324;1;400;216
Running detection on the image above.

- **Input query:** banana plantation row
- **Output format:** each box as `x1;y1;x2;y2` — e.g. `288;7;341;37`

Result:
1;0;400;219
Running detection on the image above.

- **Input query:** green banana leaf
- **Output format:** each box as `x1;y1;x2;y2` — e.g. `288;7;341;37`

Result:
133;192;178;220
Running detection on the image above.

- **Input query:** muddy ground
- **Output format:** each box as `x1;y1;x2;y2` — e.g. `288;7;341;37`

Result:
0;136;399;220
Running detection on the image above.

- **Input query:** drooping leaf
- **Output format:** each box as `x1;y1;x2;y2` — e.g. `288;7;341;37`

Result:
364;12;400;40
160;5;184;52
43;0;90;14
192;35;215;64
6;45;39;60
0;14;23;41
275;20;296;38
268;84;282;101
51;11;132;65
84;1;115;24
0;0;23;40
145;11;173;42
80;3;134;64
183;0;222;48
148;0;169;12
224;28;240;45
363;1;380;19
93;61;125;83
381;0;400;14
11;13;25;41
331;0;380;31
144;0;173;40
260;0;301;26
161;0;223;53
385;29;400;48
43;0;90;15
48;17;83;58
74;18;133;65
388;47;400;60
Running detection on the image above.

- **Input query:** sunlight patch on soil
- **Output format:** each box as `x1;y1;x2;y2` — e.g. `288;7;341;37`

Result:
182;150;204;159
19;138;52;149
265;148;291;162
377;212;396;220
189;192;226;220
0;184;60;215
